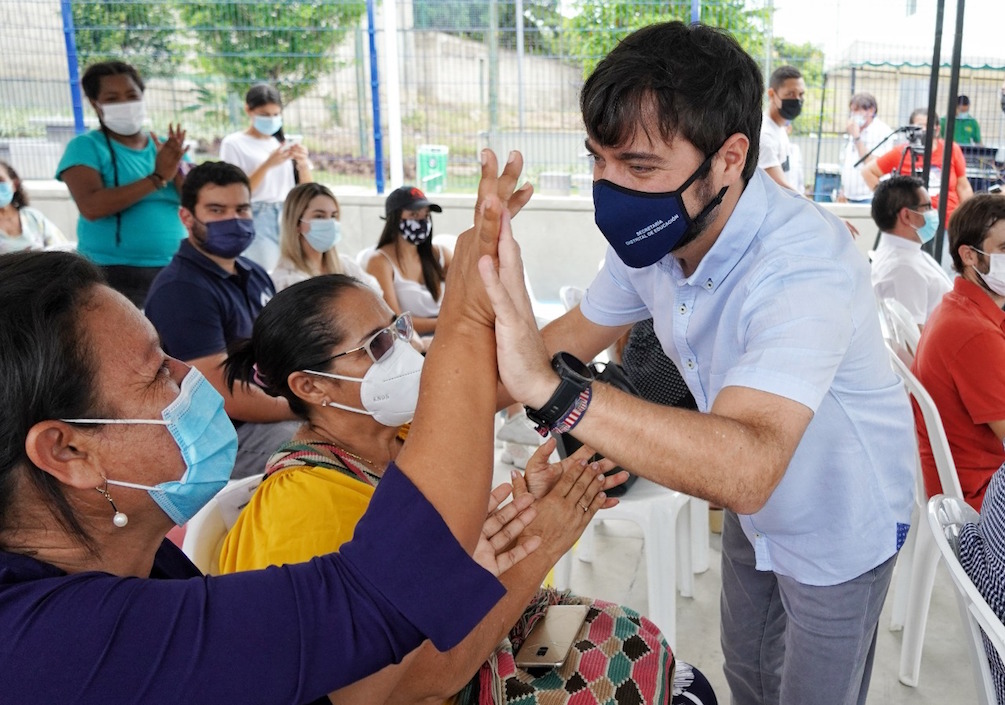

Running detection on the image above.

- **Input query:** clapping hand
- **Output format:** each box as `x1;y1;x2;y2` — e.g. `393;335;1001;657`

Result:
151;123;187;180
472;483;541;577
517;437;623;502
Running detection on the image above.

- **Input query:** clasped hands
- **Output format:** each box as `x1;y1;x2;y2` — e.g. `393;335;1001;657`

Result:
474;439;629;576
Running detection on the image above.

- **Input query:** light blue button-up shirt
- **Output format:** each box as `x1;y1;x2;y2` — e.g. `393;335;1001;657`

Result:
581;169;915;586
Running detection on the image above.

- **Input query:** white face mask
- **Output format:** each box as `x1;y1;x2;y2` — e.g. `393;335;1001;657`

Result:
971;246;1005;297
304;339;424;427
100;99;146;135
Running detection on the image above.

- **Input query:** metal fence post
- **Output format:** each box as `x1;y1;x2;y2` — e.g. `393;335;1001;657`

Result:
59;0;86;136
366;0;385;194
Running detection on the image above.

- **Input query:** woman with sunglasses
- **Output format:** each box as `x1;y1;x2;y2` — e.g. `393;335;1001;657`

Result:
218;272;717;705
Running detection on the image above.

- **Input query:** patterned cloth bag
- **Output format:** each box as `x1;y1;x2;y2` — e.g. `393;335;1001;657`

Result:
456;590;674;705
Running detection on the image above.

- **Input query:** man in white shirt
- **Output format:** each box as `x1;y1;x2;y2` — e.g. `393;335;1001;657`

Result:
870;175;952;327
840;93;895;203
757;65;804;191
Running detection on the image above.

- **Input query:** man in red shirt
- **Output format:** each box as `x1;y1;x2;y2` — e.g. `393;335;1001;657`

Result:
864;108;973;222
911;194;1005;509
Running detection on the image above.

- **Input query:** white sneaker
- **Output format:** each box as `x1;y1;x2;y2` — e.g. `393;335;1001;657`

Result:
500;442;531;470
497;409;543;446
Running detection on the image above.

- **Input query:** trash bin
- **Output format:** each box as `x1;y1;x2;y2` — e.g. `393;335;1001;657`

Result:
416;145;448;193
812;163;841;202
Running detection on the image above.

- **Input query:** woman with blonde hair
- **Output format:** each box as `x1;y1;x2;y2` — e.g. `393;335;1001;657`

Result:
271;182;378;292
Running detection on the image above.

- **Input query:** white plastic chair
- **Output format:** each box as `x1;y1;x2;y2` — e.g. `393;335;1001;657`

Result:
354;245;376;268
879;297;921;364
552;478;692;650
559;285;584;312
928;495;1005;705
181;474;263;575
885;347;964;686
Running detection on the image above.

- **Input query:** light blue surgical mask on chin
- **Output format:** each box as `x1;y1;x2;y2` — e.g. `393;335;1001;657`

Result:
253;114;283;136
302;218;342;253
910;208;939;244
62;368;238;526
0;181;14;208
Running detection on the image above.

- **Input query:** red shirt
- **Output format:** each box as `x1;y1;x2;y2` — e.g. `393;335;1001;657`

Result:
911;277;1005;510
874;139;968;220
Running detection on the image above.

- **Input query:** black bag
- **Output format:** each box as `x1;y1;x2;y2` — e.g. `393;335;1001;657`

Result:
552;361;639;497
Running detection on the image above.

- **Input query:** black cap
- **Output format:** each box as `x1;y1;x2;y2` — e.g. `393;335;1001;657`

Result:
384;186;442;218
958;95;970;106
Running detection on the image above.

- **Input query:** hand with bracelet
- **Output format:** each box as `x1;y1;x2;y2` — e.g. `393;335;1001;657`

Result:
475;172;592;433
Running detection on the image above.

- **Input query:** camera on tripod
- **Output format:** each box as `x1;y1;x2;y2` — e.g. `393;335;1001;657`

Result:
904;125;926;154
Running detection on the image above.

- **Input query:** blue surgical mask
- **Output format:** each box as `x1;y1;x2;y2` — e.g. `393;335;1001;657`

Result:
593;150;727;268
302;218;342;253
910;209;940;244
253;114;283;136
62;368;238;526
197;217;256;258
0;182;13;208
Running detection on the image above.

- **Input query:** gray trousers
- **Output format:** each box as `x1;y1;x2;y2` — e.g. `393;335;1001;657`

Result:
232;420;300;479
720;509;896;705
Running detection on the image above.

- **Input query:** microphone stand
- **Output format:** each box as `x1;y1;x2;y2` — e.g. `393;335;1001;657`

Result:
854;127;909;168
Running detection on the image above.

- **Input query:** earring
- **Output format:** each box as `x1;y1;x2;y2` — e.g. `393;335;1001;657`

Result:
96;481;128;528
321;399;330;407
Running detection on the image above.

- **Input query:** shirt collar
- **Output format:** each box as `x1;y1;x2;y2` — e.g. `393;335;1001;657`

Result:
664;170;768;293
176;239;253;280
879;232;923;251
953;276;1005;331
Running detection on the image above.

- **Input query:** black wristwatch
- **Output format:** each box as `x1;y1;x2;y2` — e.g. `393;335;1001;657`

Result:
525;352;594;434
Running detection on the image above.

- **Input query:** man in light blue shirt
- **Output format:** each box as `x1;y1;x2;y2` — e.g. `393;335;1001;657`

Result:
482;21;915;705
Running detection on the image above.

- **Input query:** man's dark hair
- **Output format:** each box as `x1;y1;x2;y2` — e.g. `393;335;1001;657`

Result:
769;65;802;92
580;22;764;182
849;93;878;113
872;176;925;231
0;251;106;550
180;161;251;212
80;61;144;100
958;95;970;106
949;194;1005;273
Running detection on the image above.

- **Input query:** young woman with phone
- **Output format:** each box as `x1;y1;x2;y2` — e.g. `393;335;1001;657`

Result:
219;83;313;270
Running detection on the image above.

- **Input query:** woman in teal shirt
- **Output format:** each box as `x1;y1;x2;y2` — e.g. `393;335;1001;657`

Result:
57;61;188;307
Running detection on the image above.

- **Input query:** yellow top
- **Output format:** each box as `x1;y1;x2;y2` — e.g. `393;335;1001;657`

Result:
218;464;374;573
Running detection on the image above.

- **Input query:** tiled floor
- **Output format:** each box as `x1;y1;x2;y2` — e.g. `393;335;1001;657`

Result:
493;457;976;704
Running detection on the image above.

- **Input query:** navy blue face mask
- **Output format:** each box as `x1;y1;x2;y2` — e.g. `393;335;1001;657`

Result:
197;217;256;259
593;150;728;269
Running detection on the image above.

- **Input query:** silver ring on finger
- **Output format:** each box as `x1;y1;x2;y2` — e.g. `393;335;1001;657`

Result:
577;500;589;513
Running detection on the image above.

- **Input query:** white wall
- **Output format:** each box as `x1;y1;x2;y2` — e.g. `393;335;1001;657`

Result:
23;180;877;302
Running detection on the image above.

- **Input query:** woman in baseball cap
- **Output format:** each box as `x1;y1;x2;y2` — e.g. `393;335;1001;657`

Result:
365;185;448;337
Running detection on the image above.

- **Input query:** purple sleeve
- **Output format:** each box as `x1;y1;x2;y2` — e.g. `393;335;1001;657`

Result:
0;463;503;705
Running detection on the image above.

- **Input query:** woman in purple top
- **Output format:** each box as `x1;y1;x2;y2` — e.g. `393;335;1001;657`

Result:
0;153;540;705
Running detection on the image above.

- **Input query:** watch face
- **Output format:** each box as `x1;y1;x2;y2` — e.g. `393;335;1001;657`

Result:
555;351;593;380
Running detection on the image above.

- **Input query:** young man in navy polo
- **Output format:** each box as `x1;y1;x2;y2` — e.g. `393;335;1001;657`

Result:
145;161;298;478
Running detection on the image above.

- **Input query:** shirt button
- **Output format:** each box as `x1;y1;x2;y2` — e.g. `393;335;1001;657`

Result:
686;359;695;369
705;279;714;289
678;304;687;314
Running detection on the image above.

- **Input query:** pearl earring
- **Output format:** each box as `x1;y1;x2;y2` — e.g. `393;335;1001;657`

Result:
96;482;128;528
321;399;330;407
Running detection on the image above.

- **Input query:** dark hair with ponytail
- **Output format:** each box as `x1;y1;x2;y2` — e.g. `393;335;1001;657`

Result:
225;274;365;417
0;251;106;550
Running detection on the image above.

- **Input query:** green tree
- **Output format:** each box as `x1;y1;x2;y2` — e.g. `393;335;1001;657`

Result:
177;0;366;102
414;0;563;56
561;0;770;76
71;0;182;78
